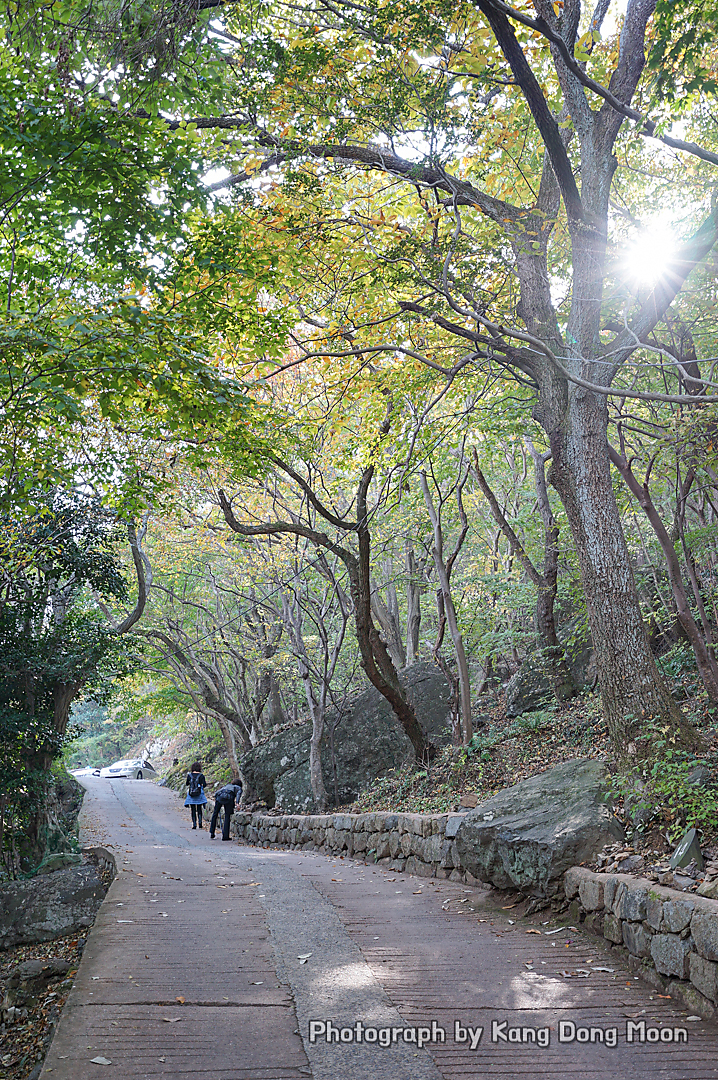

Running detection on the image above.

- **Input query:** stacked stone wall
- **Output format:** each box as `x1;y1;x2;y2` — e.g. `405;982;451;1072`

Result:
232;810;479;882
565;866;718;1020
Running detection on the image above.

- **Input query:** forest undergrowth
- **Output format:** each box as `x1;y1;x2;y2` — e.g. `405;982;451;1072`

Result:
349;689;718;858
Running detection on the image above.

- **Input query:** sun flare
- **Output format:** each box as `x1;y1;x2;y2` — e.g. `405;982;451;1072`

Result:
621;222;678;287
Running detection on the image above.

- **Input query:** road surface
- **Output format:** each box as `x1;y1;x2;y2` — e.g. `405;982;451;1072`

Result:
39;775;718;1079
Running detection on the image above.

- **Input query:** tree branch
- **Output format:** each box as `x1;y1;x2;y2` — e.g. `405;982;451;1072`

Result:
115;515;153;635
474;0;718;168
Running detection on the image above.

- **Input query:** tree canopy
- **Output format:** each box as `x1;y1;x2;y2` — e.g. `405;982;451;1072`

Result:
3;0;718;838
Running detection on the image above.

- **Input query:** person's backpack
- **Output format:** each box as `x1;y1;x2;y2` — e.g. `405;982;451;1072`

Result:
188;772;203;798
216;783;240;805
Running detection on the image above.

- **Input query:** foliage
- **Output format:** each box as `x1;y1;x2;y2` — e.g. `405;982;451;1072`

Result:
0;490;141;870
608;743;718;843
4;0;718;779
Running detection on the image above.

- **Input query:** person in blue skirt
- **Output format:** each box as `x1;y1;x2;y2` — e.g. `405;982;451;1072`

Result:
184;761;208;829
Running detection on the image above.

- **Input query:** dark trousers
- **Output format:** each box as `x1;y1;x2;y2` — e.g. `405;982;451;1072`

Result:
190;804;203;827
210;801;232;840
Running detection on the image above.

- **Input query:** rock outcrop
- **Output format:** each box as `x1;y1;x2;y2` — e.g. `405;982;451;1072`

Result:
455;758;623;896
241;662;453;812
0;862;107;949
505;622;595;716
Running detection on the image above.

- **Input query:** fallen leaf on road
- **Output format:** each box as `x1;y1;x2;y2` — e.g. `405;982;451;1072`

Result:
90;1056;112;1065
560;971;572;978
657;994;672;999
574;969;591;977
501;904;517;909
176;996;185;1004
525;929;542;935
162;1018;183;1023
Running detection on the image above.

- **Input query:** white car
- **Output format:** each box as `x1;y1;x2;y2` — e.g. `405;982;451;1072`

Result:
99;758;158;780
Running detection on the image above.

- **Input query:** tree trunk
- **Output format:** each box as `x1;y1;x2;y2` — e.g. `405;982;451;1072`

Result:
473;450;575;703
525;440;576;702
354;483;431;760
213;712;242;777
405;543;422;665
548;391;698;755
420;472;473;744
370;582;406;671
268;676;285;726
281;593;329;812
217;470;431;762
608;443;718;704
306;692;328;813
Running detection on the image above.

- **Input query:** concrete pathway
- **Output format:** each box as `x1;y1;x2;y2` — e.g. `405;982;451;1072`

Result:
40;777;718;1080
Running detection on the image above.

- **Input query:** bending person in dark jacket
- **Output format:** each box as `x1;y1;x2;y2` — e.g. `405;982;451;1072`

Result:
209;778;243;840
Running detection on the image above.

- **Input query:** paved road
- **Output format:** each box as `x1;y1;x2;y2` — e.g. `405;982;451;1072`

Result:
41;777;718;1080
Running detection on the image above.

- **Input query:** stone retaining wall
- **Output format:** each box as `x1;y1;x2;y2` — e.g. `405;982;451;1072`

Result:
565;866;718;1020
82;846;117;883
232;810;481;882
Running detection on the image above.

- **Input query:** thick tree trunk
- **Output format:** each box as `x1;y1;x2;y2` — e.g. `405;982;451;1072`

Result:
268;676;285;727
548;391;699;755
354;511;431;761
306;692;328;813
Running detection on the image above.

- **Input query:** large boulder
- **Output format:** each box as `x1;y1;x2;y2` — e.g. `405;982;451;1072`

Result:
454;758;623;897
505;621;595;716
241;661;453;812
0;863;106;949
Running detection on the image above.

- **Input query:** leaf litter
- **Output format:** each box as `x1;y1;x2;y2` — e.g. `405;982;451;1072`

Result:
0;930;87;1080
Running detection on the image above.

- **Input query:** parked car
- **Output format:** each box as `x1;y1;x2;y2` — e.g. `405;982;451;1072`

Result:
99;758;158;780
